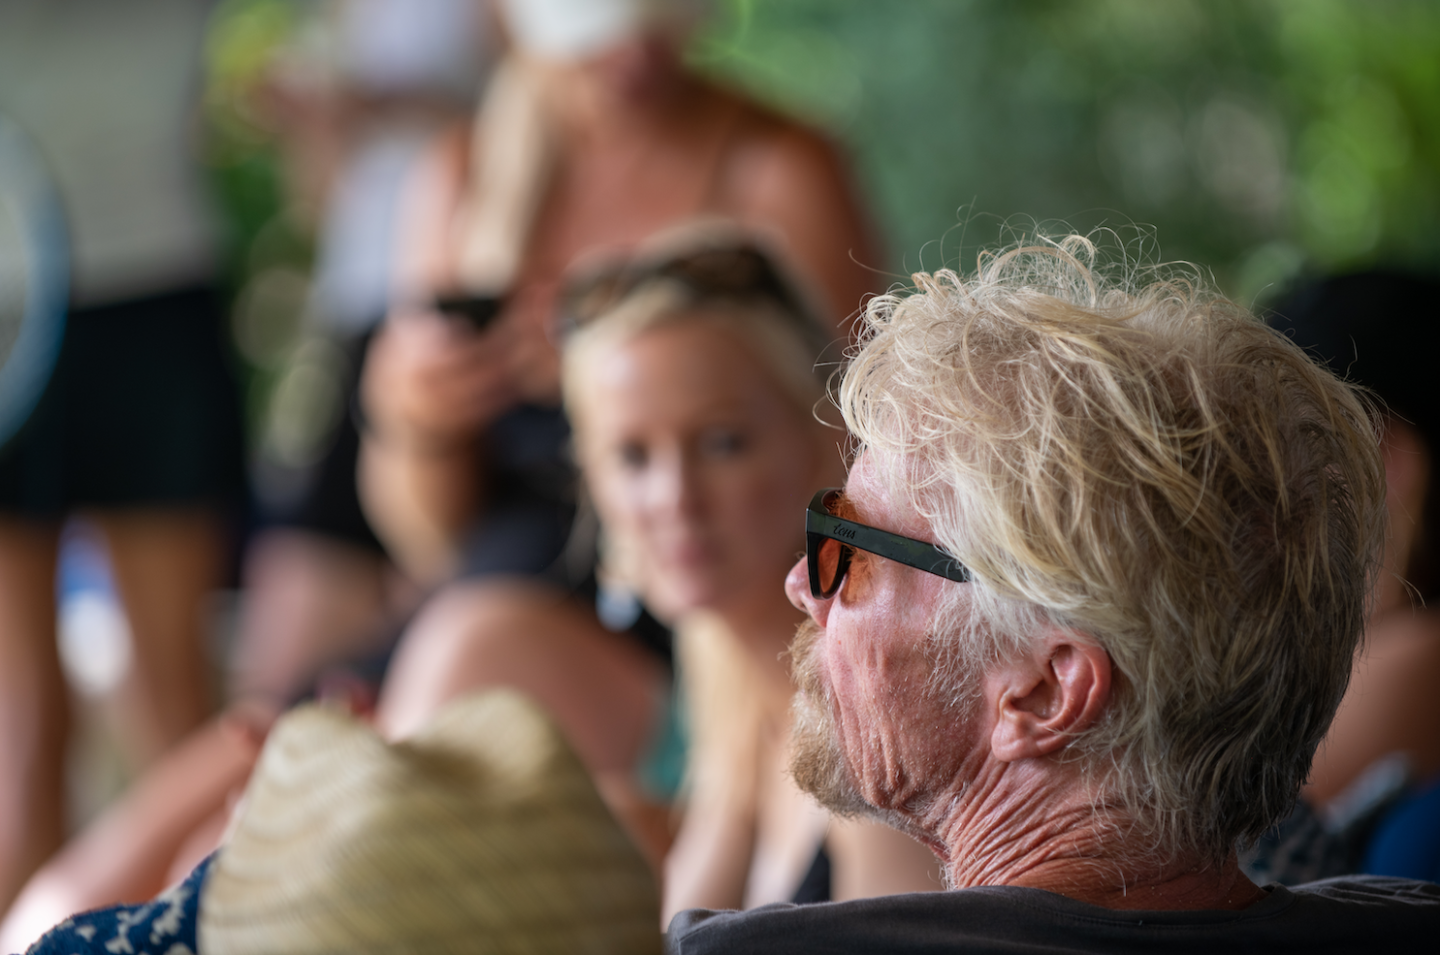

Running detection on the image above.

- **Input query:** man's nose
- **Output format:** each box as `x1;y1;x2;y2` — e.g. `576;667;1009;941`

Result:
785;555;831;626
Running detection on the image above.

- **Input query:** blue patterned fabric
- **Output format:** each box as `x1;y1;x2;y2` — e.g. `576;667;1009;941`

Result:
1240;797;1354;886
22;855;211;955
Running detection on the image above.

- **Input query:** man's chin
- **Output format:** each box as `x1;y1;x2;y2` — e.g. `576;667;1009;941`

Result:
787;620;872;818
789;694;873;818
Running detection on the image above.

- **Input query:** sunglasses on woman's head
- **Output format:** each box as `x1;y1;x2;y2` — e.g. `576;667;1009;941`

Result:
805;488;971;599
561;243;825;346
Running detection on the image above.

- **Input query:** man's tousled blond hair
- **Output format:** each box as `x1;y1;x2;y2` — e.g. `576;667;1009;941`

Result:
842;235;1386;862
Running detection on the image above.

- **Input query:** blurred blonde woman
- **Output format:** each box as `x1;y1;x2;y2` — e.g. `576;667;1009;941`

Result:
555;231;940;917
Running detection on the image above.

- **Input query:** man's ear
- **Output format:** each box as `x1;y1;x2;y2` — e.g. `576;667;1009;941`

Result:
989;633;1112;762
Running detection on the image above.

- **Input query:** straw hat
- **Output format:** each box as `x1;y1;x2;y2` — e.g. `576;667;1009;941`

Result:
199;690;660;954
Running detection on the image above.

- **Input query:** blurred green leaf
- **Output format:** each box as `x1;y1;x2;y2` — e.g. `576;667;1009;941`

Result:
697;0;1440;299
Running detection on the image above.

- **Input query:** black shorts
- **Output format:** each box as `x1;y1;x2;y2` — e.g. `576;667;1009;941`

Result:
0;284;245;516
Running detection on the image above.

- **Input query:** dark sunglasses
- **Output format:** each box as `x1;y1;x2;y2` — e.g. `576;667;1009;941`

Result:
805;488;971;599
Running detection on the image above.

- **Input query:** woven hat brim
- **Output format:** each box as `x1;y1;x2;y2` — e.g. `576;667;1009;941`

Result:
199;689;660;955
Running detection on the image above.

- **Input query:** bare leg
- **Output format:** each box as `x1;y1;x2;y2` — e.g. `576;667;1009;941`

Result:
230;529;394;706
0;518;65;915
375;579;672;867
1306;608;1440;806
91;509;225;769
376;579;666;773
0;708;269;953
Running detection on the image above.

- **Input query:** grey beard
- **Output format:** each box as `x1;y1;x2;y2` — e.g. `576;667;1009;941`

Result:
787;619;874;818
787;618;983;853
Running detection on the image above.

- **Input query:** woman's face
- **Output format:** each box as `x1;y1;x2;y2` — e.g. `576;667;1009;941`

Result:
576;318;832;621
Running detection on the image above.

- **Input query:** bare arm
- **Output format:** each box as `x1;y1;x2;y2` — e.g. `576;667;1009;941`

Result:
826;817;944;900
357;128;517;584
1305;608;1440;805
357;318;491;586
725;122;884;336
0;709;270;953
663;785;755;922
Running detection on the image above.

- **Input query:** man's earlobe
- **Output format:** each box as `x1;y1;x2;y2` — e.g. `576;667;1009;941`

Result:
990;636;1112;762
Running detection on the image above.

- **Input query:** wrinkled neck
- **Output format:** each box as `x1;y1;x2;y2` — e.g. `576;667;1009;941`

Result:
922;757;1265;912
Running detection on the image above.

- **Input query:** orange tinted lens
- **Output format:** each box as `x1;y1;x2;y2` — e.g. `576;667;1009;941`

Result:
816;536;844;595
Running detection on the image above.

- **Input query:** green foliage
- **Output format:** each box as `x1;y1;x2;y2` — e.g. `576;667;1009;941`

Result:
694;0;1440;300
201;0;317;436
203;0;312;284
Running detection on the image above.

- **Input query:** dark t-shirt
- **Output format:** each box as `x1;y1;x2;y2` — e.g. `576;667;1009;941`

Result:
666;876;1440;954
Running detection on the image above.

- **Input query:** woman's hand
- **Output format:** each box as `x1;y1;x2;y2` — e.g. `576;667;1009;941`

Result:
362;305;523;452
357;304;522;583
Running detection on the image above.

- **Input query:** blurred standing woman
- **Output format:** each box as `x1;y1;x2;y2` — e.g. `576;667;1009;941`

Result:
0;0;243;912
359;0;877;587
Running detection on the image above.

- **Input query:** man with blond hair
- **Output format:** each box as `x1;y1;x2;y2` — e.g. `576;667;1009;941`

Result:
666;237;1440;952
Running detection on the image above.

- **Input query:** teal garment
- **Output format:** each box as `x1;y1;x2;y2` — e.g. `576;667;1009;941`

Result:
636;677;688;801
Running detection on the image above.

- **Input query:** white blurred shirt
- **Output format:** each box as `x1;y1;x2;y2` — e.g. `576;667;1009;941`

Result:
0;0;220;306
